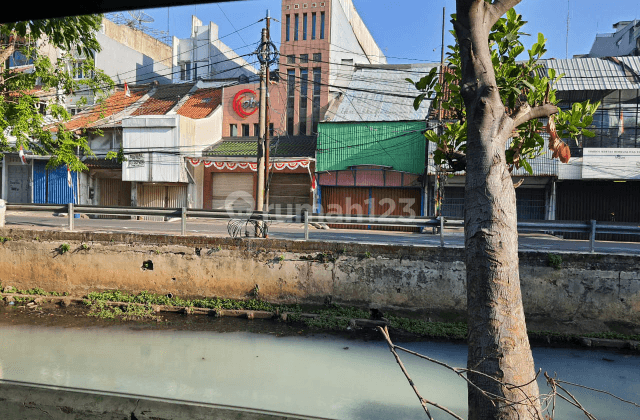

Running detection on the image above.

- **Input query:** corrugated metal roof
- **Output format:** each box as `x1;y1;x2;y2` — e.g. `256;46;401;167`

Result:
329;64;435;122
204;136;316;158
542;56;640;91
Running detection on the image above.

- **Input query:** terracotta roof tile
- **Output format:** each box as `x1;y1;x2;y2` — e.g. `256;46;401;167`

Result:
64;88;148;131
429;66;458;120
130;83;195;116
176;88;222;119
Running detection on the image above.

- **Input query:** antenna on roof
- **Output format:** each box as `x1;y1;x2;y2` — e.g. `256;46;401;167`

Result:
106;11;170;45
128;10;155;26
566;0;570;59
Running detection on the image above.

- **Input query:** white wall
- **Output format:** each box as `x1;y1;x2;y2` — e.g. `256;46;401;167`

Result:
172;16;258;83
122;116;182;183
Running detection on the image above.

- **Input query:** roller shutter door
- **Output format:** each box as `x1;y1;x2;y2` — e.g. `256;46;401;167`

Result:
268;173;311;213
137;183;187;221
98;178;131;219
321;186;421;232
211;173;254;211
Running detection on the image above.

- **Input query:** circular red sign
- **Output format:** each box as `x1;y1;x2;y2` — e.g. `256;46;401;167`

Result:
232;89;259;119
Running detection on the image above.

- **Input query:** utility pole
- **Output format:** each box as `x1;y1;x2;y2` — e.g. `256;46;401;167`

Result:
255;10;278;237
255;26;267;219
264;15;271;221
435;7;446;219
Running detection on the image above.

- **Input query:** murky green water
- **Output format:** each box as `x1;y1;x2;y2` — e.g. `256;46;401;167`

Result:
0;305;639;419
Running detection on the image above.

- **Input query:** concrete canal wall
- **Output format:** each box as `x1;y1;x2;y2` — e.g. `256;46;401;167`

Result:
0;381;330;420
0;228;638;333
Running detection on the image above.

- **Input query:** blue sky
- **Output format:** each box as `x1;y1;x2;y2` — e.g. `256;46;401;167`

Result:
132;0;640;66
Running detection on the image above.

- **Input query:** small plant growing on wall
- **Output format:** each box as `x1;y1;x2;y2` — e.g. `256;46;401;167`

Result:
364;251;372;259
59;244;71;254
547;253;562;270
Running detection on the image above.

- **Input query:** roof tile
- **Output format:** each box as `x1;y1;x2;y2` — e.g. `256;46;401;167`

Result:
64;88;148;131
131;83;195;116
176;88;222;119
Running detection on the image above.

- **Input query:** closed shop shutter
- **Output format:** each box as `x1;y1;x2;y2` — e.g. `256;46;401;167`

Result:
268;173;311;213
211;173;254;211
7;164;31;203
442;187;465;219
516;188;546;221
321;186;421;232
98;178;131;219
557;180;640;241
33;161;78;204
442;187;547;221
138;183;187;221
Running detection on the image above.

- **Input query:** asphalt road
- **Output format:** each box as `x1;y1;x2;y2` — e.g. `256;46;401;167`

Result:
5;211;640;255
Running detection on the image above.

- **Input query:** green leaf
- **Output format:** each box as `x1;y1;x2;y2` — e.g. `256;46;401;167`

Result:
520;158;533;175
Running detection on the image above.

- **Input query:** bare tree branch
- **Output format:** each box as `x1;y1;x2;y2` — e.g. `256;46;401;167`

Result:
554;379;640;409
378;327;463;420
489;0;524;25
513;103;558;127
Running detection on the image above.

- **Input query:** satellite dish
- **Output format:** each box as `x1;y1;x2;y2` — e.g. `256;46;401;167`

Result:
127;10;155;25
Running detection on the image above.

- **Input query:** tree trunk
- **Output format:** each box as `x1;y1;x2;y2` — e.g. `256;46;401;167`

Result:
456;1;542;418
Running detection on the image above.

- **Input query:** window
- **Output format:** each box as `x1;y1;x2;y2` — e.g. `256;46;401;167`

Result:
254;123;260;136
303;13;308;40
76;61;95;79
313;53;322;62
242;124;250;137
294;14;299;41
73;61;84;79
312;13;316;39
299;68;308;135
630;28;635;44
269;123;274;137
230;124;238;137
300;54;309;63
320;12;325;39
6;50;33;68
312;68;321;133
286;15;290;42
287;69;296;135
287;55;296;64
180;62;192;81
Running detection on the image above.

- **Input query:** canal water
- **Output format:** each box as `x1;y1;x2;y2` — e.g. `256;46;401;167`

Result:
0;315;639;419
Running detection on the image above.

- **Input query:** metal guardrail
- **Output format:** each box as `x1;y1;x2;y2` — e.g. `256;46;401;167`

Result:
5;203;640;252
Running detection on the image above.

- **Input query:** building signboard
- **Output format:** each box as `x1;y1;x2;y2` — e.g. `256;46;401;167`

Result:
582;148;640;179
128;153;145;168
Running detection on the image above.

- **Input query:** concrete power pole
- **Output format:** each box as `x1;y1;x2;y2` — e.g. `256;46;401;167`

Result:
255;11;278;237
255;27;267;218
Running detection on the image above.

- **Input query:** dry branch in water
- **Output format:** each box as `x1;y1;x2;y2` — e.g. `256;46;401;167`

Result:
378;328;640;420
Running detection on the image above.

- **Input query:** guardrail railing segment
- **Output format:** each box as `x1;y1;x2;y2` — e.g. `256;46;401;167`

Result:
5;203;640;253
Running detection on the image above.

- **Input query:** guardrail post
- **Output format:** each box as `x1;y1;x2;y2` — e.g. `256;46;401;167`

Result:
304;210;309;241
590;220;597;253
68;203;74;231
181;207;187;236
0;199;5;228
439;216;444;247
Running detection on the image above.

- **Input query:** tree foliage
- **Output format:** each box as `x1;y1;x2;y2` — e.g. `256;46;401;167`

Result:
409;8;599;174
0;15;114;171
